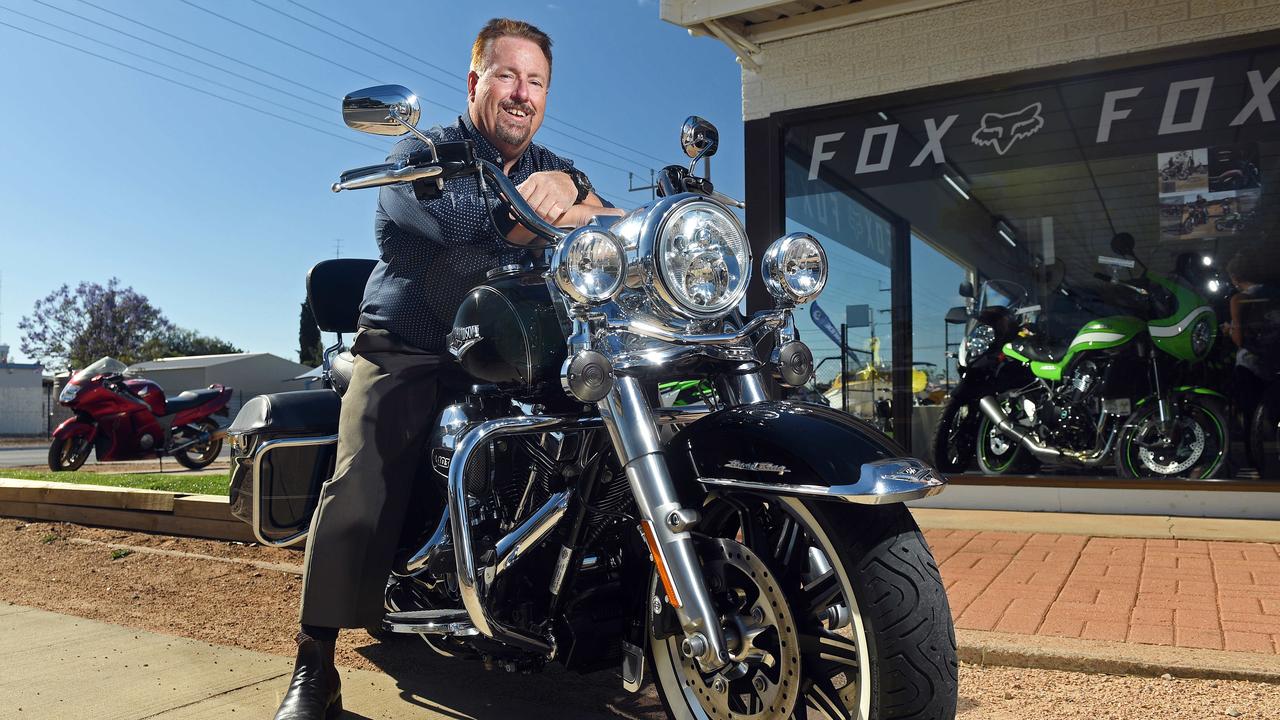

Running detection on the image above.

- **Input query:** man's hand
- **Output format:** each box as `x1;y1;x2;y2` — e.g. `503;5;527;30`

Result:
516;171;577;224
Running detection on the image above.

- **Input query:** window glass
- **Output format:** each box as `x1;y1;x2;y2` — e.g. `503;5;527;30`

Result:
784;44;1280;480
785;182;894;432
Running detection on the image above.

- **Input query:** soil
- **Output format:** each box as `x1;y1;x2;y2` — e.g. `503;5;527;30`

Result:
1;517;1278;719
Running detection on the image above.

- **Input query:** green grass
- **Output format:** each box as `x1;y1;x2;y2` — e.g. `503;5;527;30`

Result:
0;469;228;496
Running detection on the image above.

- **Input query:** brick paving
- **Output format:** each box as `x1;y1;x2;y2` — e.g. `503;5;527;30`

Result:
922;529;1280;654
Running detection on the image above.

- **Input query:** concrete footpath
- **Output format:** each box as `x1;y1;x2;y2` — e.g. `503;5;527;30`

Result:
0;602;655;720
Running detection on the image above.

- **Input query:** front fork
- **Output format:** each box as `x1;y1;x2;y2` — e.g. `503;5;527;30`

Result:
597;372;770;672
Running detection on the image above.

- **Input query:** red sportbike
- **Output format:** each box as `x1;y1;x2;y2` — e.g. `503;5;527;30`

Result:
51;357;231;471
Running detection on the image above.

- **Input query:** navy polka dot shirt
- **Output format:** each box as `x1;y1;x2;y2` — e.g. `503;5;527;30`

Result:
358;114;578;353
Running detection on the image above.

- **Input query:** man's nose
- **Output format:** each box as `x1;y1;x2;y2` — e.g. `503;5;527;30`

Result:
509;78;530;103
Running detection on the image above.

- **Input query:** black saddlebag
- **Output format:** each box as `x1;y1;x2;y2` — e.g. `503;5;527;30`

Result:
227;390;340;547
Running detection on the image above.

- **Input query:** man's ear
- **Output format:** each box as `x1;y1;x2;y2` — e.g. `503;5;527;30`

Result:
467;70;480;102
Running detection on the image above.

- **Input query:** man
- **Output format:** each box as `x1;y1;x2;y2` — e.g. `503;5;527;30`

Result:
273;18;623;720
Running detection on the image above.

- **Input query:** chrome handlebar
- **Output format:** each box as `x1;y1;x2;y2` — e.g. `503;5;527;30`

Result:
331;163;442;192
477;160;568;244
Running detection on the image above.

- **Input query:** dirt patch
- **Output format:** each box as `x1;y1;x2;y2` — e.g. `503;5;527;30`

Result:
0;517;1277;718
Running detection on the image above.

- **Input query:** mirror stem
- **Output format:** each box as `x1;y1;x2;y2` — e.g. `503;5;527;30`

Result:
388;108;442;190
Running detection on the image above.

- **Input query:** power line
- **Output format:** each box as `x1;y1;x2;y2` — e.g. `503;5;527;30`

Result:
279;0;671;168
70;0;335;103
29;0;331;115
0;4;337;127
0;18;385;153
192;0;656;176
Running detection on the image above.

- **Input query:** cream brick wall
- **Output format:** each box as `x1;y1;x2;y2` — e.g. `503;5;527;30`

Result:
0;387;45;435
742;0;1280;119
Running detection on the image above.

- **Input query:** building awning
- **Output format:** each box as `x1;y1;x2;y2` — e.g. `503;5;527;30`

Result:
661;0;965;68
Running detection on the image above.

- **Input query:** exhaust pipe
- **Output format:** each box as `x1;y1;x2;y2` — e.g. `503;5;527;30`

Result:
976;397;1116;467
977;396;1062;462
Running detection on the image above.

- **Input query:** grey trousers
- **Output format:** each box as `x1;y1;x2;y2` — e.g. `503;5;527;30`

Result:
299;328;443;628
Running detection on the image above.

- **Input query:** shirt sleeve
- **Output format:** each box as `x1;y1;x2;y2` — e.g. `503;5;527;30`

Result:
375;138;505;249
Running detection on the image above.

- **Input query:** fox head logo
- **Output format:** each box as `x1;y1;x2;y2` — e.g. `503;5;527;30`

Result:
971;102;1044;156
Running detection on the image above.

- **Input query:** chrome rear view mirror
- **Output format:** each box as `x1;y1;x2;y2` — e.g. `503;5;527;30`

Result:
680;115;719;161
342;85;421;136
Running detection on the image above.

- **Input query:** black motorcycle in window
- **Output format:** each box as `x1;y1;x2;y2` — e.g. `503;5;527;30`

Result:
227;85;957;719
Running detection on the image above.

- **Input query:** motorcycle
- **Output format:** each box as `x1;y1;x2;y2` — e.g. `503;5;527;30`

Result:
226;85;957;718
931;280;1036;473
51;356;231;471
974;233;1230;479
1214;209;1254;233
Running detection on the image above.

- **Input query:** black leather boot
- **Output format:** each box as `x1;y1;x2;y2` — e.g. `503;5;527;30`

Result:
273;632;342;720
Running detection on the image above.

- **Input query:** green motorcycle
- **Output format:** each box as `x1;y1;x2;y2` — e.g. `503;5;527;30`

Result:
976;233;1229;479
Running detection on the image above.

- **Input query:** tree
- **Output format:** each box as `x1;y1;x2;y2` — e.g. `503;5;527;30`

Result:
19;279;172;371
299;300;323;367
145;327;242;358
18;279;241;371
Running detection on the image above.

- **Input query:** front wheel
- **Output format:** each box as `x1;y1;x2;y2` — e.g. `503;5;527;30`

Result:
649;496;957;720
48;435;91;471
1115;398;1228;479
931;401;977;473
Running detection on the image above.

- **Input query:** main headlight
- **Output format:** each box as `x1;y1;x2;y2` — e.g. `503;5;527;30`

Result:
1190;314;1214;358
552;227;626;305
966;324;996;359
763;232;827;305
653;200;750;319
59;383;80;403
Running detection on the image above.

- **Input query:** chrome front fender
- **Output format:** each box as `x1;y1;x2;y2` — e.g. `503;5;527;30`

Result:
664;401;946;504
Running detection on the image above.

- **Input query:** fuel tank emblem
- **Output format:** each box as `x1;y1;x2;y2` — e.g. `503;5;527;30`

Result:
446;325;483;359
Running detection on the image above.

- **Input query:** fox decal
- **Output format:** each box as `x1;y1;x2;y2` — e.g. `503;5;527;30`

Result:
970;102;1044;155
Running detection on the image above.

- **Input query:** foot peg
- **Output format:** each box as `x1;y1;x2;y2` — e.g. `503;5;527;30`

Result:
382;608;477;636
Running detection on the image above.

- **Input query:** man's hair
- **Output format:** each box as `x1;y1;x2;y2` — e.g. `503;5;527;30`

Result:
470;18;553;82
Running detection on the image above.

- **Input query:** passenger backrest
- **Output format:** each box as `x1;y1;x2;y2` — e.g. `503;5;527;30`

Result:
306;259;378;334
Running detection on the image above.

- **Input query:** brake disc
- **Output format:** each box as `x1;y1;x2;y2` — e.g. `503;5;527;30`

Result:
678;538;802;720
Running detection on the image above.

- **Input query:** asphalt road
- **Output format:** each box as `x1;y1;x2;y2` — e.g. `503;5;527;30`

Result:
0;443;229;469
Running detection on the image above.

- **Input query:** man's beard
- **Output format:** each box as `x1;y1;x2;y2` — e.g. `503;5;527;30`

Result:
494;121;531;148
494;101;534;148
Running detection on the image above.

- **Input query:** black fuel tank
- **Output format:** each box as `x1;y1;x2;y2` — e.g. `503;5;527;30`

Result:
451;271;566;391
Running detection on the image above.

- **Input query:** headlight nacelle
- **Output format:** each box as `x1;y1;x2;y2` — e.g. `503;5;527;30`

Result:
552;227;626;305
762;232;828;306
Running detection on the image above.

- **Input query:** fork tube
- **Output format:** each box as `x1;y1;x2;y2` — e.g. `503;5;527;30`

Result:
598;376;730;670
717;370;770;406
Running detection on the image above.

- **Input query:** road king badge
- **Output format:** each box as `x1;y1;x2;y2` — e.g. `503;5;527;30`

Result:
724;459;791;475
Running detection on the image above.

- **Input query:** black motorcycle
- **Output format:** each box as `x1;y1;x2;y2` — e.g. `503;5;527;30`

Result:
227;85;957;718
931;279;1036;473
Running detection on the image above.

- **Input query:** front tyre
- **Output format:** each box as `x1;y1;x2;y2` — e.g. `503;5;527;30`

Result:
1115;398;1228;479
649;496;957;720
931;401;976;473
48;435;91;471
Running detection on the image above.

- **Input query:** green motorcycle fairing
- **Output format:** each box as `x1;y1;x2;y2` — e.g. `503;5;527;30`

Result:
1002;315;1144;382
1145;274;1217;362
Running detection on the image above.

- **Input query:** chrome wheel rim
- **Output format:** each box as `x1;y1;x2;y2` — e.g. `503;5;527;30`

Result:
651;497;871;720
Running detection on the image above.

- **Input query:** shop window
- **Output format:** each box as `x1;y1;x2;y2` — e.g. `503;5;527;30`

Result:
784;179;895;432
782;43;1280;481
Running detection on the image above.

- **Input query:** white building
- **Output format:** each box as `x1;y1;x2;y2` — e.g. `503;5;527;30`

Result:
127;353;314;419
0;361;46;435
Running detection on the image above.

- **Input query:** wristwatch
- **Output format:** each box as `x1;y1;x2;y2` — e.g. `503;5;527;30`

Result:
563;167;593;204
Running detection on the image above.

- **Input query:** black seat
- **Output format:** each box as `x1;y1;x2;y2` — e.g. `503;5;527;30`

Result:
1009;339;1067;363
307;259;378;334
164;387;223;414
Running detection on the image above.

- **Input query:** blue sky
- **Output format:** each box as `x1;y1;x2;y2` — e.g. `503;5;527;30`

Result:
0;0;745;364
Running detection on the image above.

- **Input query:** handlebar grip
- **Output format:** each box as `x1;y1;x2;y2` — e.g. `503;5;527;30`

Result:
339;162;398;184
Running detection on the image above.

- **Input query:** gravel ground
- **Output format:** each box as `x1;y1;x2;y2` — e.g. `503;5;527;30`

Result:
1;517;1277;719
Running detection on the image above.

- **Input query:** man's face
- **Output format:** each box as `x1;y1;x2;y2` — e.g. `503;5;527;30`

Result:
468;36;549;159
